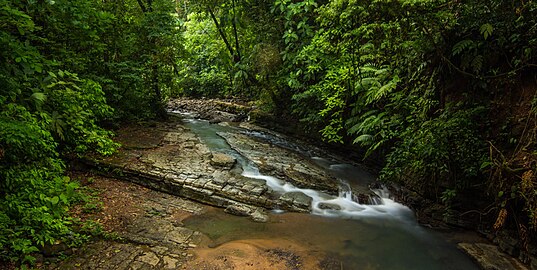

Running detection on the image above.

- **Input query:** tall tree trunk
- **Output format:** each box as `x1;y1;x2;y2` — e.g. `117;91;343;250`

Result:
231;0;241;63
137;0;166;118
208;6;236;62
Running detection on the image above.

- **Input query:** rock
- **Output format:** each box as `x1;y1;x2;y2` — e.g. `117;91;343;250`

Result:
219;132;341;195
137;251;160;266
494;231;520;257
250;208;270;223
531;256;537;270
225;203;254;216
214;111;238;122
162;255;178;269
458;243;528;270
210;152;236;169
317;202;342;211
279;192;312;212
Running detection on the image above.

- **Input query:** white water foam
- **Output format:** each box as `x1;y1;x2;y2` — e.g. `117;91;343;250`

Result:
241;162;413;221
173;111;414;222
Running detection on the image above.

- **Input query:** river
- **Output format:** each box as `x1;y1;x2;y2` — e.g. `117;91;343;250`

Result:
174;112;478;269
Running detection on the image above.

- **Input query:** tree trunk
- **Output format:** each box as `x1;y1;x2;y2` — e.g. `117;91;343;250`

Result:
208;6;236;62
231;0;241;63
137;0;166;118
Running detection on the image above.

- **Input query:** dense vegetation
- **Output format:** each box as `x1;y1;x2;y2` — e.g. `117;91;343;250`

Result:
0;0;178;264
1;0;536;265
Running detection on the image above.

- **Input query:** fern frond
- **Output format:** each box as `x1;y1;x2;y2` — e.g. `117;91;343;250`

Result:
471;55;483;73
353;134;374;145
452;40;474;56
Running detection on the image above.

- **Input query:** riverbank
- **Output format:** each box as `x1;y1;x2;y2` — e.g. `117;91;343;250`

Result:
40;174;341;270
34;172;523;270
11;98;529;269
166;97;534;269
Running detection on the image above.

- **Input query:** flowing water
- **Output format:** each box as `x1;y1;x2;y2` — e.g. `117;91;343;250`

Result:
176;112;478;269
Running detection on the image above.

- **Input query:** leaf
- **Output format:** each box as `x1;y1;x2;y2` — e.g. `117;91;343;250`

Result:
480;161;492;170
60;194;68;204
30;92;46;104
452;40;474;56
34;64;42;73
471;55;483;73
50;196;59;205
353;134;373;145
480;23;493;40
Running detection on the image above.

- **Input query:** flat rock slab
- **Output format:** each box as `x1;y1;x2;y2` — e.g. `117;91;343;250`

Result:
279;192;313;212
210;152;236;169
83;117;316;216
45;176;205;270
458;243;528;270
47;240;192;270
218;132;340;195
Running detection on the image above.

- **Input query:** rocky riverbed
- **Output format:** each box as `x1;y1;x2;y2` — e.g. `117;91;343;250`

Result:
80;111;379;219
43;98;530;270
44;175;339;270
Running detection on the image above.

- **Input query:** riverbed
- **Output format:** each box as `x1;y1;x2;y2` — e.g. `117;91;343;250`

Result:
178;112;478;269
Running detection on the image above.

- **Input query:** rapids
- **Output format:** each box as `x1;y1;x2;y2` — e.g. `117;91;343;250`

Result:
176;111;478;269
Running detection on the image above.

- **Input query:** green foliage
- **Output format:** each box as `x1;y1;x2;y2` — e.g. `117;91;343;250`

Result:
381;106;488;195
1;0;536;262
176;12;232;97
0;0;124;263
0;110;88;262
43;70;119;155
0;0;186;264
272;0;537;236
175;0;283;99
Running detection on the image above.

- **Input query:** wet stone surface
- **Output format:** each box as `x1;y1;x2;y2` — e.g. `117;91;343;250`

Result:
82;115;362;217
46;177;205;270
458;243;529;270
218;132;340;195
83;118;281;217
56;106;525;270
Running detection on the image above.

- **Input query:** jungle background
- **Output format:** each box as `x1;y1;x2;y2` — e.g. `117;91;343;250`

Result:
1;0;536;266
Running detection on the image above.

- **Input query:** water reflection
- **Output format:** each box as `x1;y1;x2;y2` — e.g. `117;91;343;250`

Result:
184;210;478;270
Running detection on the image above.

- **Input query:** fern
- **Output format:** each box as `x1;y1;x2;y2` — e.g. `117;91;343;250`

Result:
471;55;483;73
452;39;474;56
365;75;399;105
480;23;493;40
353;134;374;144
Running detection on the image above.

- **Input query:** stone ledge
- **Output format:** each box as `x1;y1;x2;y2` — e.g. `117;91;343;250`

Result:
458;243;528;270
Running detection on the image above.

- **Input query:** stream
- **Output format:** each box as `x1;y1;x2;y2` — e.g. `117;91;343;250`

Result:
177;112;478;269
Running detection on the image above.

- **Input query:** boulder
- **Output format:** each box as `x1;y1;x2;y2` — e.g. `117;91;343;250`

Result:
224;203;254;217
250;208;270;223
317;202;342;211
210;153;236;169
279;192;312;212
